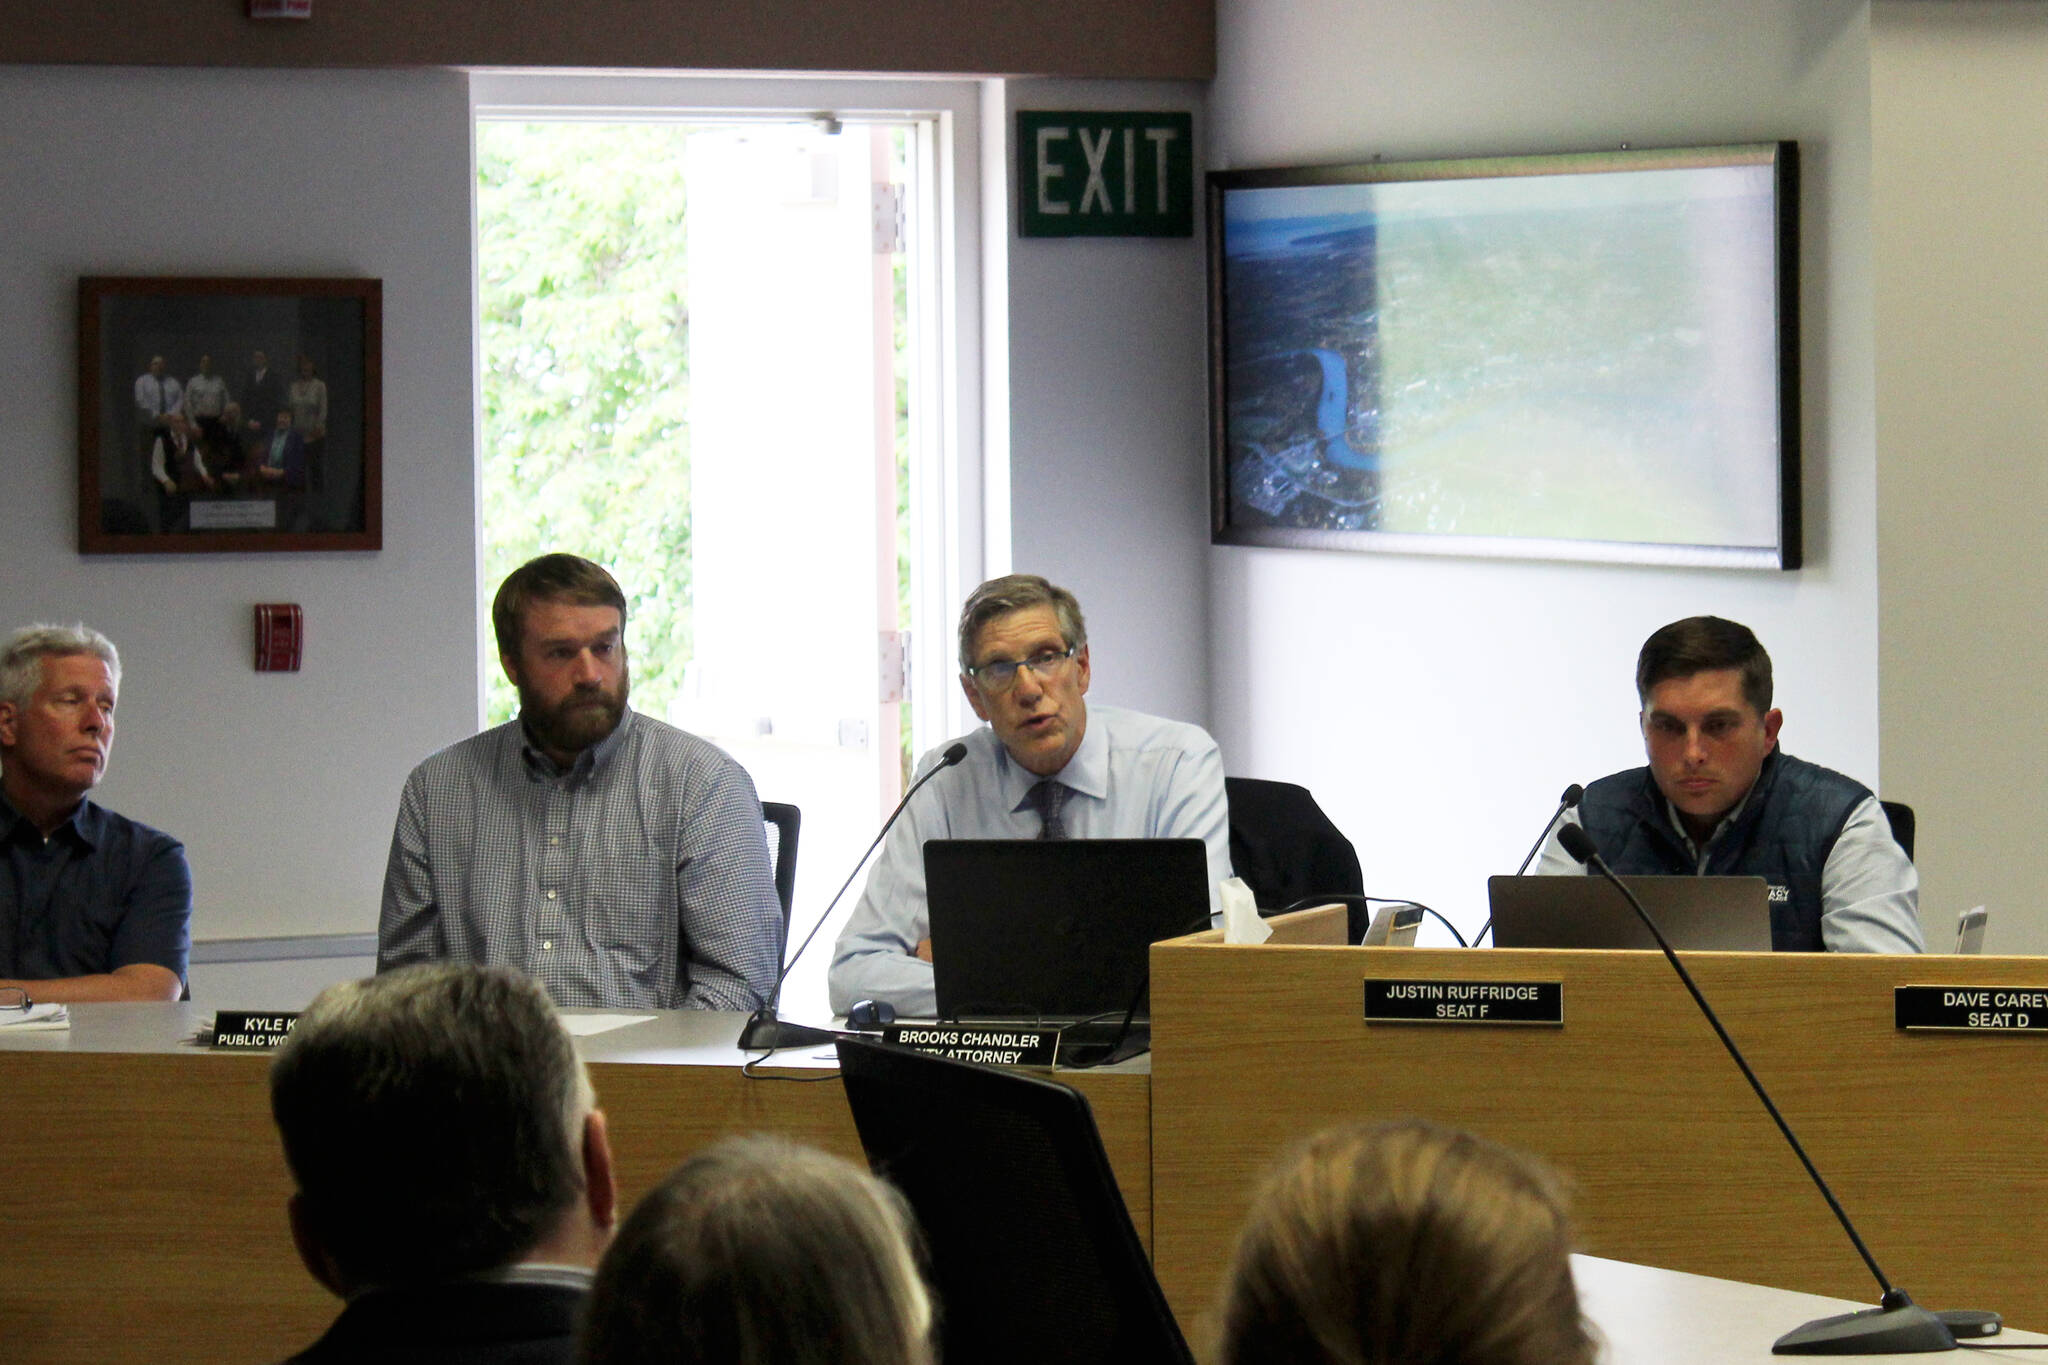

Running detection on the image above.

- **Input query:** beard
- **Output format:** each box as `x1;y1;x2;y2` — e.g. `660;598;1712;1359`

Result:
519;670;629;760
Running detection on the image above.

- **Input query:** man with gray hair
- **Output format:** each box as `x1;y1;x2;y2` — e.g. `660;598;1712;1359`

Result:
271;962;616;1364
0;624;190;1002
828;573;1232;1017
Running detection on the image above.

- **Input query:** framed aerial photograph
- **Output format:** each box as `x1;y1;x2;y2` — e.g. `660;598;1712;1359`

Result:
78;275;382;554
1209;143;1800;569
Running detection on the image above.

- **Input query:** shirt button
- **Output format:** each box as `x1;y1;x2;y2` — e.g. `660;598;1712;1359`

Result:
542;940;553;951
545;889;557;900
548;836;560;846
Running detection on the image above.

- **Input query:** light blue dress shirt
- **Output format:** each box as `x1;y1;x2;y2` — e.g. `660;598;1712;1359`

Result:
827;704;1233;1016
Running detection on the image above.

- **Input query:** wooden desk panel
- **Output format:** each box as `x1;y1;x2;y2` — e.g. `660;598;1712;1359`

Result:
1150;944;2048;1339
0;1010;1150;1365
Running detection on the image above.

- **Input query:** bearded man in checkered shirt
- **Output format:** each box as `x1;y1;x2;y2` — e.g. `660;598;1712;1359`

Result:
377;554;781;1010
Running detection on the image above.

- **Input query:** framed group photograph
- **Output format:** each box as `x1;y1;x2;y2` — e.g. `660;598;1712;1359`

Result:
78;275;382;554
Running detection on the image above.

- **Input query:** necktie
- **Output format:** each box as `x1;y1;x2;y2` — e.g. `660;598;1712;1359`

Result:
1028;780;1070;841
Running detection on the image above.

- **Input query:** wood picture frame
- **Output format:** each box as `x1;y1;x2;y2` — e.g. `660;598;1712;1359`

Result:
79;275;382;554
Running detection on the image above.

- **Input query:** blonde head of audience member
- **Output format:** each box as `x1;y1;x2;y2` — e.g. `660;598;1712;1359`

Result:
1218;1118;1596;1365
579;1134;934;1365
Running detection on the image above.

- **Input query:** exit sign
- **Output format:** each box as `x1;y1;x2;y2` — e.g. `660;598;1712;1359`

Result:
1018;111;1194;238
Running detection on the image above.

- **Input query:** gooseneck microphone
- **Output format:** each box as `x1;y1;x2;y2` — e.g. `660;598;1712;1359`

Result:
738;742;969;1053
1473;783;1583;947
1555;822;1970;1354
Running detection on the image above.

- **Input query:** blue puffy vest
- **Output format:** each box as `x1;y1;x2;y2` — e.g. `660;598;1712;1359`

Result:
1576;751;1870;952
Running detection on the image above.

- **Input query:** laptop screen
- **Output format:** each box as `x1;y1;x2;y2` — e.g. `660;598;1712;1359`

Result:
924;838;1211;1021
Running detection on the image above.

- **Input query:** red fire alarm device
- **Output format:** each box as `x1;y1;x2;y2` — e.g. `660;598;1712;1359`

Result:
255;604;304;672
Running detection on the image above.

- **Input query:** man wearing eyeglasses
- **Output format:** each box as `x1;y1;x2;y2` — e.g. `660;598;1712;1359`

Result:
828;574;1231;1017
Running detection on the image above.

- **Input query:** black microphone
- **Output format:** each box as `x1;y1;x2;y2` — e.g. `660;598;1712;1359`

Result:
1555;822;1969;1354
738;742;969;1052
1473;783;1583;947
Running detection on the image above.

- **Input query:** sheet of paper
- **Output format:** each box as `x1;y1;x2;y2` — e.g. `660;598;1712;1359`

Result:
559;1012;656;1037
0;1003;71;1031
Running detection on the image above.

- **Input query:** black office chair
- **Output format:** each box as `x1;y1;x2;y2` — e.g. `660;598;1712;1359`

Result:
1880;799;1915;862
835;1036;1194;1365
1224;774;1364;912
761;801;801;947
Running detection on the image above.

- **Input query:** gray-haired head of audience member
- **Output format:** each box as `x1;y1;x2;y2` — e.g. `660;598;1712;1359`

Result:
0;624;121;712
269;963;615;1295
955;573;1087;672
578;1135;935;1365
1218;1118;1597;1365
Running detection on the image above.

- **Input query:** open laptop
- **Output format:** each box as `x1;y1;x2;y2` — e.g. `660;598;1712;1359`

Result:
1486;874;1774;951
924;838;1211;1023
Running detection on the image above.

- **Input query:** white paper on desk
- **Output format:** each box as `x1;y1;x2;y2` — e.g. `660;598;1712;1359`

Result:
559;1013;655;1037
0;1003;70;1031
1220;876;1271;945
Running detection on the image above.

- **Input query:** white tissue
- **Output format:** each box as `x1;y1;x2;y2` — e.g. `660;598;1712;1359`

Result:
1219;876;1272;945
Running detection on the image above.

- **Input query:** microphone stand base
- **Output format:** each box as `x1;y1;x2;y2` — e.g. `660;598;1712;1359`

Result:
1773;1299;1957;1355
737;1012;840;1052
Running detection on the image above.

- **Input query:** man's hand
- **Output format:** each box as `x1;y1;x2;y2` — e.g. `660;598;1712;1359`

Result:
915;937;933;964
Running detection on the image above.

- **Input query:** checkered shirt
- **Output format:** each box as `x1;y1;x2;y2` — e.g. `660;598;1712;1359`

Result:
378;709;781;1010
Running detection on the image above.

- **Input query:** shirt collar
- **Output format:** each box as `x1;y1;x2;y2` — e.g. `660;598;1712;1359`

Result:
520;705;634;782
344;1261;594;1304
0;788;99;848
1660;764;1766;857
997;704;1107;812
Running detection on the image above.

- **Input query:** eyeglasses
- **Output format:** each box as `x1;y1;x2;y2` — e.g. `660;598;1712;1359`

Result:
0;987;31;1012
965;645;1078;694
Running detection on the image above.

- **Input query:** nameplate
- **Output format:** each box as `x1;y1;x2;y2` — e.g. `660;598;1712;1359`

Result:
190;500;279;531
1895;986;2048;1033
881;1023;1060;1067
210;1011;300;1049
1364;979;1563;1026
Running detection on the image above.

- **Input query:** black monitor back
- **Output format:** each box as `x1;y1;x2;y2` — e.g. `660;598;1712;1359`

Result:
834;1035;1194;1365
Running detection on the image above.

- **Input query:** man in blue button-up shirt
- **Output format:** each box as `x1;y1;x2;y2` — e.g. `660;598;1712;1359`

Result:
0;624;191;1002
828;574;1232;1017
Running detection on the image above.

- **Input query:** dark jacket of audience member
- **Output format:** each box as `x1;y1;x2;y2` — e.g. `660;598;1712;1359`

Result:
578;1135;934;1365
1218;1119;1597;1365
269;963;616;1365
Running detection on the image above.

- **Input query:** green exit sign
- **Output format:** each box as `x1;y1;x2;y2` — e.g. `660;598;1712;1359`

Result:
1017;111;1194;238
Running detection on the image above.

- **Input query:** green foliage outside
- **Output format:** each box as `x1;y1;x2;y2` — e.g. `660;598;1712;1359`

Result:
476;121;698;725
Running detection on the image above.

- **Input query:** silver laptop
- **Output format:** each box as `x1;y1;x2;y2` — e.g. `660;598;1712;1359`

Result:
1955;906;1989;954
1486;874;1774;951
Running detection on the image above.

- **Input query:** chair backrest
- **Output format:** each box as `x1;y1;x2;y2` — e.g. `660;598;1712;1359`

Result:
1223;776;1364;910
761;801;800;940
1880;799;1915;862
835;1035;1194;1365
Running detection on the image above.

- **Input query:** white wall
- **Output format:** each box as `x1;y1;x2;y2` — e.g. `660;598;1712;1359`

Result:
999;78;1214;728
0;65;478;944
1207;1;1889;936
1872;3;2048;953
